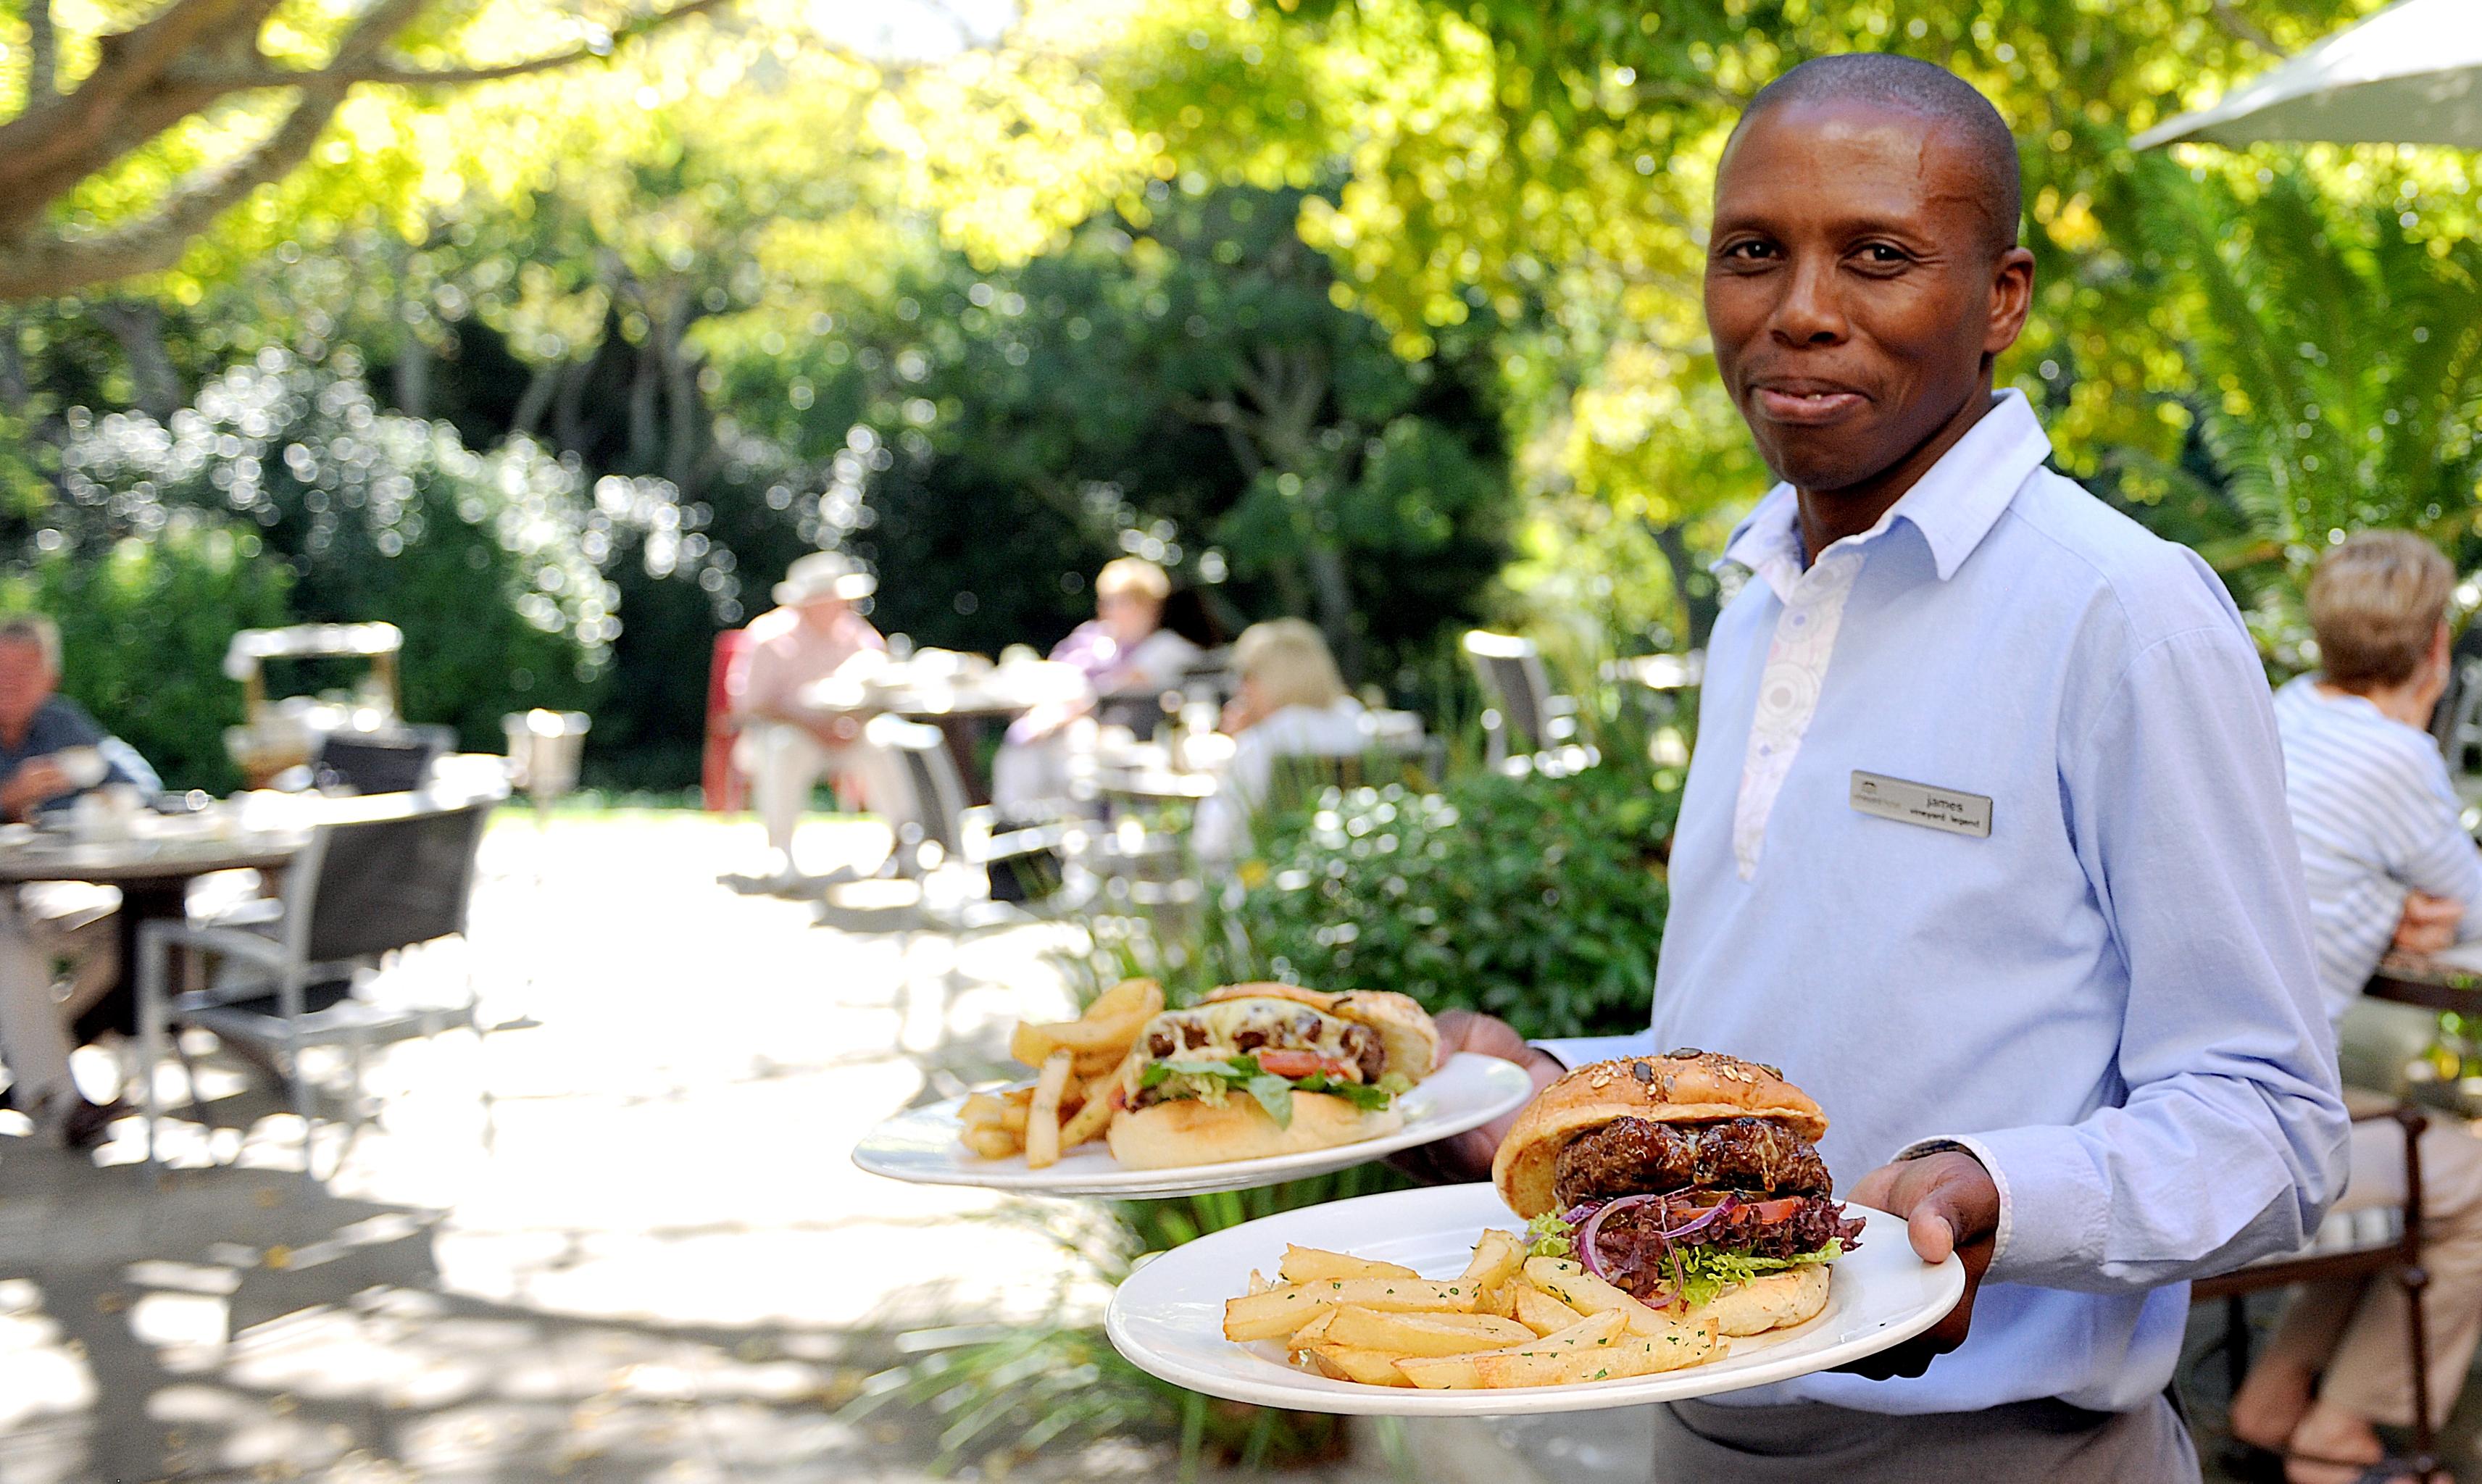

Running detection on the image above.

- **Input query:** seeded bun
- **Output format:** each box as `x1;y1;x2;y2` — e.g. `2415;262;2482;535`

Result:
1199;983;1441;1078
1492;1051;1828;1219
1692;1262;1832;1337
1105;1091;1404;1170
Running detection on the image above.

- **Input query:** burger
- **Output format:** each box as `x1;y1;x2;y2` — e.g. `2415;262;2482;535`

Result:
1491;1049;1863;1337
1106;984;1438;1170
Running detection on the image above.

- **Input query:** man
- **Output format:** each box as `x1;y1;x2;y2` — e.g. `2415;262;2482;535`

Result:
2229;530;2482;1484
1413;55;2346;1478
729;551;891;887
0;613;159;1148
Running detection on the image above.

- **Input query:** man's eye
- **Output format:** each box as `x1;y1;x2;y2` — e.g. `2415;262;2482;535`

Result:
1857;243;1910;264
1720;241;1775;261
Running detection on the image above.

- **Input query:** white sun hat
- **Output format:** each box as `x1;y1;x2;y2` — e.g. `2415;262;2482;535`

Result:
774;551;878;606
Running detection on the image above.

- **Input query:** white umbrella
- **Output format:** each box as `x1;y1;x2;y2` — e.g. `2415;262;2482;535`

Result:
2132;0;2482;151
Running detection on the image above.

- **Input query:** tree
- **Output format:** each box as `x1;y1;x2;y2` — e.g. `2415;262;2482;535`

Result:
0;0;733;300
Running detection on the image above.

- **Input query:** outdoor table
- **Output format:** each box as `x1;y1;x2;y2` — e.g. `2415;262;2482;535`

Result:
2368;949;2482;1017
801;656;1091;805
0;824;307;1040
1083;735;1226;804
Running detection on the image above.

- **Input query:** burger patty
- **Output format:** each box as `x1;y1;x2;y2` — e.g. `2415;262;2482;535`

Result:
1553;1116;1830;1207
1587;1194;1865;1296
1138;1014;1385;1083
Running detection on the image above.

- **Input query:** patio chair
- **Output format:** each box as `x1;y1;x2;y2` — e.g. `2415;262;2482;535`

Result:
2186;1104;2436;1480
1462;630;1579;772
702;628;753;812
2431;642;2482;778
865;714;1077;914
313;725;454;795
134;798;495;1173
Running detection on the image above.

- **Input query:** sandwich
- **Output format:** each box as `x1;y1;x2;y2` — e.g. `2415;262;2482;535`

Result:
1491;1049;1862;1336
1106;984;1438;1170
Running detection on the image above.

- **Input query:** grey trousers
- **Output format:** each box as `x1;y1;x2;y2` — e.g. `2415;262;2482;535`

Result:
1649;1392;2200;1483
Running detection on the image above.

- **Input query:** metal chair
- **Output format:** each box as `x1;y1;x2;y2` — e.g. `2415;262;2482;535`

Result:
865;714;1076;914
136;798;496;1172
2189;1104;2436;1480
2431;646;2482;778
314;726;454;794
1462;630;1580;772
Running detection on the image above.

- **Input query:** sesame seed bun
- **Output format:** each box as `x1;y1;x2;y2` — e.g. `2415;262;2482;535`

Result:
1491;1051;1828;1219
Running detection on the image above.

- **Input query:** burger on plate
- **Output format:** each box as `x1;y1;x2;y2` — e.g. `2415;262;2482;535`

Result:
1491;1049;1863;1336
1106;984;1438;1170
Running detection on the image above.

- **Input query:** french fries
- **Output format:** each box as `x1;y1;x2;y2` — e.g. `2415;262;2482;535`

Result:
956;978;1162;1163
1230;1235;1736;1391
1024;1050;1073;1170
1280;1245;1419;1284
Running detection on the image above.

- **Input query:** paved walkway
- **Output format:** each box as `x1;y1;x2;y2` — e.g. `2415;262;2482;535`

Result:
0;812;1381;1483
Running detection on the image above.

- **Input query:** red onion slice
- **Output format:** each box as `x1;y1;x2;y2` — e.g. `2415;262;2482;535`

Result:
1574;1193;1662;1280
1658;1191;1740;1242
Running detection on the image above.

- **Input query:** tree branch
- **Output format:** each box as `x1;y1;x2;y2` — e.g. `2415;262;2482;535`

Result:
0;81;347;300
27;0;59;96
2210;0;2286;57
196;0;733;91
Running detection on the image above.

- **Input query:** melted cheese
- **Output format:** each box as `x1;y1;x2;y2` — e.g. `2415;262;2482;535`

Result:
1141;996;1365;1075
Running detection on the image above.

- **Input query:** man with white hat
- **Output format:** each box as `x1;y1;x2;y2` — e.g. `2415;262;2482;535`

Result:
730;551;890;886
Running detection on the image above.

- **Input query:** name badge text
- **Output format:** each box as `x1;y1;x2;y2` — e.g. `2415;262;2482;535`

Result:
1849;770;1992;838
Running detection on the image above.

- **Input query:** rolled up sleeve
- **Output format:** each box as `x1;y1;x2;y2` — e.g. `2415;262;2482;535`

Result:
1920;624;2348;1291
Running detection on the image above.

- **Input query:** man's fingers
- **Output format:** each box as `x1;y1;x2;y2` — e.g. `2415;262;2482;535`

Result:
1907;1204;1957;1264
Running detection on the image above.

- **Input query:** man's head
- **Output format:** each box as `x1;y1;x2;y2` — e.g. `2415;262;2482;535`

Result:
2308;530;2454;696
0;614;61;737
1704;54;2036;497
1094;557;1171;647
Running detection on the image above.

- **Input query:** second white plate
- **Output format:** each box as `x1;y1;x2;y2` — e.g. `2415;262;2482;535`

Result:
851;1052;1535;1198
1104;1182;1964;1414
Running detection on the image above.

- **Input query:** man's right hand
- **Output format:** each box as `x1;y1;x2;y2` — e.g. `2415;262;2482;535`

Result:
1386;1009;1565;1185
2394;891;2465;955
0;757;71;821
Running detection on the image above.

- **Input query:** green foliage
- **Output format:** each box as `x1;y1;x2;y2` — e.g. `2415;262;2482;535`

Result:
0;520;291;793
34;354;627;762
1228;760;1679;1041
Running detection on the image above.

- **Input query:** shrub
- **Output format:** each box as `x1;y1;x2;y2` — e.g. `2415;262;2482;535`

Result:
0;520;291;793
1225;760;1681;1041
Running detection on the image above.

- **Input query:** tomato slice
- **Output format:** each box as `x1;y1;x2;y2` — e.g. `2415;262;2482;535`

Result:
1253;1049;1323;1079
1746;1198;1808;1225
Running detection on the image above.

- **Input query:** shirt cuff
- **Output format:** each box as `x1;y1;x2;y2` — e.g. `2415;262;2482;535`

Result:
1531;1033;1657;1072
1888;1133;2017;1272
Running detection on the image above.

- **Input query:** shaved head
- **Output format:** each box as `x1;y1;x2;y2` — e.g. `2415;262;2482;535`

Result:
1731;54;2022;258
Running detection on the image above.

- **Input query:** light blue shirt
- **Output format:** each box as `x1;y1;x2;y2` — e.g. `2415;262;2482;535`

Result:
1543;391;2346;1414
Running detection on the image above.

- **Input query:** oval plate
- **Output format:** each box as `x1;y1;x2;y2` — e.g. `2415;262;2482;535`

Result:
851;1053;1534;1199
1104;1183;1964;1414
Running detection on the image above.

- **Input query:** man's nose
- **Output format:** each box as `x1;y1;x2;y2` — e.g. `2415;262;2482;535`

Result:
1770;257;1847;346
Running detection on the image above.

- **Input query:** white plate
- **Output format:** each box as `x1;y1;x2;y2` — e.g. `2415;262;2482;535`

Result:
851;1053;1536;1198
1104;1183;1965;1414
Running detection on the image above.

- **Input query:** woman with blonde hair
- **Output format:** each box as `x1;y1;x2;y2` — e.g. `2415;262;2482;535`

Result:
1192;618;1386;864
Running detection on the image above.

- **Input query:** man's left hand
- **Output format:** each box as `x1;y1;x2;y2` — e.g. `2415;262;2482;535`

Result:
1835;1149;2000;1379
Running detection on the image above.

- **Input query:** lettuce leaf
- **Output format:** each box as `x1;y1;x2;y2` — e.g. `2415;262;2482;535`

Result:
1667;1241;1844;1311
1138;1054;1396;1125
1525;1211;1575;1260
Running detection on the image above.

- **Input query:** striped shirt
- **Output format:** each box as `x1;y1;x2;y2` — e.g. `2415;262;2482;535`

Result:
2273;673;2482;1026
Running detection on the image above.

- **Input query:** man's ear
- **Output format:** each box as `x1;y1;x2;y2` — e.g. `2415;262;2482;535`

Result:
1984;246;2036;357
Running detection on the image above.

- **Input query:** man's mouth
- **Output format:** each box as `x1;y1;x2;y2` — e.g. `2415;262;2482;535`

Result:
1749;380;1867;426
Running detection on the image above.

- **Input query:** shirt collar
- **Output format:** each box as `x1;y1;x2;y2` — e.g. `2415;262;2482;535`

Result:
1719;388;2054;591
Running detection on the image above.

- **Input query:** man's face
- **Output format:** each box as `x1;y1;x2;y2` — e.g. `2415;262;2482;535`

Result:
1704;98;2032;494
0;639;55;733
1098;591;1160;647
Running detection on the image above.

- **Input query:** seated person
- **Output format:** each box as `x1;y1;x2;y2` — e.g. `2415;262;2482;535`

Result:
1191;619;1389;865
992;556;1200;815
2232;530;2482;1484
0;612;159;1149
729;552;898;887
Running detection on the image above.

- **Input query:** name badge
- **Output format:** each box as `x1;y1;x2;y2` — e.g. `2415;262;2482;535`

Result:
1849;770;1992;838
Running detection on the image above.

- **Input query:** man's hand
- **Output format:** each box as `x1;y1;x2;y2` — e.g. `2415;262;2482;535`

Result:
807;714;864;749
2394;891;2464;956
0;757;72;821
1386;1009;1565;1185
1836;1149;2001;1379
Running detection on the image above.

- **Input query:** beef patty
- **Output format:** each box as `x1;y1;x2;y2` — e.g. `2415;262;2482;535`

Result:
1553;1116;1830;1208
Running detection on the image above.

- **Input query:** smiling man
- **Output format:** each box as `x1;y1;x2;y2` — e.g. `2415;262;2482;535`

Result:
1407;54;2349;1479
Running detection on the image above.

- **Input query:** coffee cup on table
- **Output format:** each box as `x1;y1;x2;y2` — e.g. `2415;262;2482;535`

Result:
53;746;107;791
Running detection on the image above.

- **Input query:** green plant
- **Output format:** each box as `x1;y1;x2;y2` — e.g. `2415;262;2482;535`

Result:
0;517;292;792
1225;759;1679;1041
